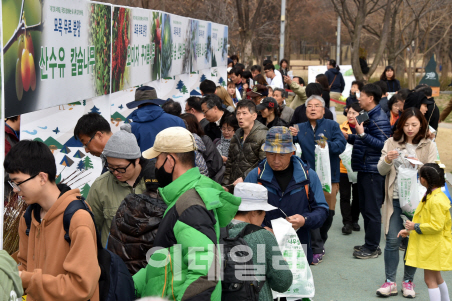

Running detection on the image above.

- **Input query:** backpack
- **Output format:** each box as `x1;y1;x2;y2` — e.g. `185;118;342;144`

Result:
220;223;266;301
24;197;136;301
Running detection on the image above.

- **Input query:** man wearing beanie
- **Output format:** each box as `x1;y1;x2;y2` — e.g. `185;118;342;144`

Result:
86;125;159;246
133;127;240;300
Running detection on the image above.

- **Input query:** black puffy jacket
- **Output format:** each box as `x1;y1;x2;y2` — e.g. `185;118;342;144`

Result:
348;104;392;173
200;135;224;180
107;192;167;275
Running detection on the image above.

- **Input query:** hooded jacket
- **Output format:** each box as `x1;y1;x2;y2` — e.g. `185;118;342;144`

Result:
17;187;100;301
244;156;329;264
0;250;24;301
222;121;268;185
325;68;345;93
87;158;157;246
107;192;167;275
293;118;347;183
347;104;392;173
133;167;241;300
405;188;452;271
128;105;186;152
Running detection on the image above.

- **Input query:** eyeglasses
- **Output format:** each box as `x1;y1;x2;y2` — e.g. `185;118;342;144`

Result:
106;161;132;174
8;174;38;192
83;133;97;148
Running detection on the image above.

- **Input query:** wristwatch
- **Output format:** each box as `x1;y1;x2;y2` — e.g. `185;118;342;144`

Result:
358;132;366;138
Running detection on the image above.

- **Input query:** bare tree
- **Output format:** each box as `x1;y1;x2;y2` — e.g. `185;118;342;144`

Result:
330;0;393;81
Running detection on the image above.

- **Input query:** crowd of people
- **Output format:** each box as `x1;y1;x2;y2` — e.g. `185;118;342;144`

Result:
2;56;452;301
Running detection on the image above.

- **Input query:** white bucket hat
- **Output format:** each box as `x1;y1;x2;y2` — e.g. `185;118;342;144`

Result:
234;183;277;212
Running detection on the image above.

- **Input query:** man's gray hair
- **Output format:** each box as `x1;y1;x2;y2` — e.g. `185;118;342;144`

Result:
305;95;325;107
273;88;287;98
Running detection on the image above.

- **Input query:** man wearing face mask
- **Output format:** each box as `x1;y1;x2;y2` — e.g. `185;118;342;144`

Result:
134;127;240;300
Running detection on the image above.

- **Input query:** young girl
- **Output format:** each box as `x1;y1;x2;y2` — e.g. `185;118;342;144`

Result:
398;163;452;301
381;66;401;93
227;81;238;105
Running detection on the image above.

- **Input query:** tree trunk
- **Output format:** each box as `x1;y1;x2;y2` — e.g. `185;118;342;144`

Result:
441;37;450;82
349;1;367;81
284;12;291;61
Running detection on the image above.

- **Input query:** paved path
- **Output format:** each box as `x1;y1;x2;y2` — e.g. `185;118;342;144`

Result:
310;192;452;300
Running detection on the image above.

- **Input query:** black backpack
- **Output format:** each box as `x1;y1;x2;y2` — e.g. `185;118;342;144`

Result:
24;197;136;301
220;223;266;301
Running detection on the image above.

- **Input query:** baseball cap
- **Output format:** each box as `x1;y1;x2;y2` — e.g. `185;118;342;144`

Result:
142;127;197;159
256;97;278;111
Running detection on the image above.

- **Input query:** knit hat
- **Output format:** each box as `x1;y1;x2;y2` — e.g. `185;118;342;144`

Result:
102;124;141;159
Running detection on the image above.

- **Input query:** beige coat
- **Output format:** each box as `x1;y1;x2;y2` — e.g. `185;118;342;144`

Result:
377;137;437;234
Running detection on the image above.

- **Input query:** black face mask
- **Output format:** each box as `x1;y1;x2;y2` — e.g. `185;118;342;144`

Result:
155;156;175;188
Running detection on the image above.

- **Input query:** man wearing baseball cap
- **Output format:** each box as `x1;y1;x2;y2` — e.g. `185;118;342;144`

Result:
134;127;241;300
244;126;329;265
126;86;186;153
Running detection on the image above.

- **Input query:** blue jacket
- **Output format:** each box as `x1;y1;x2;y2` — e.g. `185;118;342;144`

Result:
244;156;329;264
128;105;186;152
293;118;347;183
325;68;345;93
348;104;392;173
379;97;389;113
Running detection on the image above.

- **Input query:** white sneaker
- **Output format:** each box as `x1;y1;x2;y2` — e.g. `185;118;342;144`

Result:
402;281;416;298
376;281;398;297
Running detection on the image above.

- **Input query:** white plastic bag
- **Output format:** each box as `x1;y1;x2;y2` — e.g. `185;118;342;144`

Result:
339;143;357;184
271;218;315;299
315;143;332;193
397;167;426;218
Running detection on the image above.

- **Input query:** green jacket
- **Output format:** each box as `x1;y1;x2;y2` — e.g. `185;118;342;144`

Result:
0;250;24;301
86;158;156;246
289;82;307;110
133;168;241;300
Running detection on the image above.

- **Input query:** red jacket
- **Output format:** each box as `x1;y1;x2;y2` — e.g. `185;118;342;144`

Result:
5;125;19;156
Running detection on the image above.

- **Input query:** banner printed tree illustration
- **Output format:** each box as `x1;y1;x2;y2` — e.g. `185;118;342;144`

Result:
181;85;188;94
200;74;207;82
84;156;94;169
176;79;184;92
161;13;172;78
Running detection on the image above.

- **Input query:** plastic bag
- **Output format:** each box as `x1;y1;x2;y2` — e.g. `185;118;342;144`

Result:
339;143;357;184
315;143;332;193
271;218;315;299
397;166;426;218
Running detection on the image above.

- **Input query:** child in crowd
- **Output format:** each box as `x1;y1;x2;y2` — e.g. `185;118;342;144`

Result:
227;80;239;105
398;163;452;301
344;80;363;116
387;94;404;126
215;113;239;163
